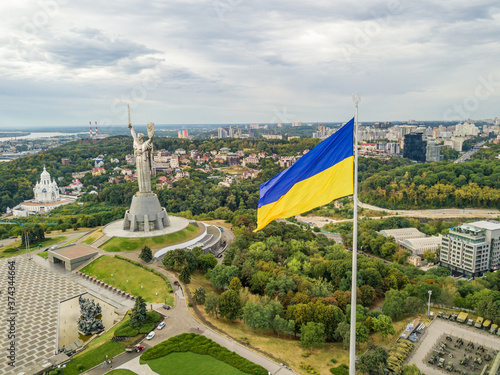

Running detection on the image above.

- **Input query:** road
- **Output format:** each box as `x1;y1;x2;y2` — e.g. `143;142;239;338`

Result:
454;140;486;163
294;203;500;229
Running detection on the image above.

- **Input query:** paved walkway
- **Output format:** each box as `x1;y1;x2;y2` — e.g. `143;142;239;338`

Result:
0;257;85;375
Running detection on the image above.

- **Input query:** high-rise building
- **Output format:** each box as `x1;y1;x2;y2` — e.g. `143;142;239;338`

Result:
426;139;443;162
403;132;427;162
441;221;500;277
218;127;228;138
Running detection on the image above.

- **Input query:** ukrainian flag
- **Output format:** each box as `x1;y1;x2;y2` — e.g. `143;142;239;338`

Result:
256;118;354;231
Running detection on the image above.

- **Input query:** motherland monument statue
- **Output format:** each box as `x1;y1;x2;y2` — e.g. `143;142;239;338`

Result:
122;105;170;232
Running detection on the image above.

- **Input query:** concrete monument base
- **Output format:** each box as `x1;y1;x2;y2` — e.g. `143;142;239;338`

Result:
103;216;191;239
122;192;169;232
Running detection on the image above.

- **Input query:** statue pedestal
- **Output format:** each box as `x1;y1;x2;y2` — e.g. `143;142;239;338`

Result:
123;193;170;232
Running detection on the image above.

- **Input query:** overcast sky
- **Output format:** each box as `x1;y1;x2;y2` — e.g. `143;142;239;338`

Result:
1;0;499;128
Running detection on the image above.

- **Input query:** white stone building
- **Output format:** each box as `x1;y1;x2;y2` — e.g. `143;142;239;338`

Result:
33;166;60;203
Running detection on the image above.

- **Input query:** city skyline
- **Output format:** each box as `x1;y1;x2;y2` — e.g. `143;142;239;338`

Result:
1;0;499;128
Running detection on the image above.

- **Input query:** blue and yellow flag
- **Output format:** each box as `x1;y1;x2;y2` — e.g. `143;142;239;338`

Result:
256;118;354;231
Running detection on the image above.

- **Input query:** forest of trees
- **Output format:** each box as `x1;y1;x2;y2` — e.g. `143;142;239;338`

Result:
161;218;500;358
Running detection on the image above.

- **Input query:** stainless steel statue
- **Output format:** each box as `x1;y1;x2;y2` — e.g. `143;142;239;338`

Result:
129;121;154;193
122;105;170;232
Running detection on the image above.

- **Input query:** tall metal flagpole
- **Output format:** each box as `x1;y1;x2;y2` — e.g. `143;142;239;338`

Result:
349;92;360;375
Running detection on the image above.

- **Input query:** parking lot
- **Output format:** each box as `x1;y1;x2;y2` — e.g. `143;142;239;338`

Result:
409;318;500;375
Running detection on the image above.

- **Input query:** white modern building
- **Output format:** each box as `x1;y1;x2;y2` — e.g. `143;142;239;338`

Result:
399;236;442;256
441;221;500;277
379;228;427;243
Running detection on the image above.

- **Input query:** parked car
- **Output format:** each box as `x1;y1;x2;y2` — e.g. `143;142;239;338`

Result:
157;321;166;330
162;305;171;310
146;331;155;340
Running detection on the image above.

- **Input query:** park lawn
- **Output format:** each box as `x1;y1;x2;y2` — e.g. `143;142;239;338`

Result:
83;228;104;245
64;341;125;375
0;236;67;258
100;224;201;252
37;251;49;258
80;256;174;304
108;370;137;375
146;352;248;375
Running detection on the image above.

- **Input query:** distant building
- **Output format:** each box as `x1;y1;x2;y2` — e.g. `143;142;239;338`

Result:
441;221;500;277
61;158;70;165
454;122;480;137
14;167;73;216
218;127;228;138
407;254;422;267
33;167;60;203
426;139;444;162
262;134;283;140
379;228;427;243
403;133;427;162
178;129;189;138
399;236;442;256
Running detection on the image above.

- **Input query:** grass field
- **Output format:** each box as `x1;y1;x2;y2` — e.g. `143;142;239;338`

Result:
64;341;125;375
107;370;137;375
37;251;49;258
100;224;201;252
80;256;174;304
83;228;104;244
146;352;248;375
0;236;67;258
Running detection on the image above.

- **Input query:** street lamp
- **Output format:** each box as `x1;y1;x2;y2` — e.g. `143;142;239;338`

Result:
428;290;432;318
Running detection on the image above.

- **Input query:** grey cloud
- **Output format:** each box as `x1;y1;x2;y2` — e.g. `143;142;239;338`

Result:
43;28;159;69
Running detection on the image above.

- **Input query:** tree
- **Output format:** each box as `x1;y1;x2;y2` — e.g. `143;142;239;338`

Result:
139;245;152;263
422;249;436;264
219;289;242;322
129;296;147;327
382;290;406;320
193;287;206;305
229;277;242;292
476;291;500;323
198;253;217;272
205;292;220;318
358;346;388;375
372;314;395;339
209;264;239;290
300;322;325;350
179;265;191;284
243;302;270;331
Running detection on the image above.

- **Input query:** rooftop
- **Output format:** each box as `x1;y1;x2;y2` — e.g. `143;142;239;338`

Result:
470;220;500;231
50;244;98;260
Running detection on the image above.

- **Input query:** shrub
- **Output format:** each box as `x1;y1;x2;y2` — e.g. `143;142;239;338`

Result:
330;364;349;375
138;322;155;334
114;325;139;337
76;364;85;371
141;333;267;375
330;358;338;364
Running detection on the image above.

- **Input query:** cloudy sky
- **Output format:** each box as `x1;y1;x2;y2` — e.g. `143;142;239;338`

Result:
1;0;499;128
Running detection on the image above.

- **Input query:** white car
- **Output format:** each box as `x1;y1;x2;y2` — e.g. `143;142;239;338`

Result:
157;321;166;330
146;331;155;340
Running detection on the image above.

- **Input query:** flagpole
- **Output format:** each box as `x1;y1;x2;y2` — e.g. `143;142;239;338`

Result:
349;92;360;375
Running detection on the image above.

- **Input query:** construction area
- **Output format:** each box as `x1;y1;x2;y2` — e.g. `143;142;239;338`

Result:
409;318;500;375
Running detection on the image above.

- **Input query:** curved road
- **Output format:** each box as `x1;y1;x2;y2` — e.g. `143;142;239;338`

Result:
296;201;500;229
